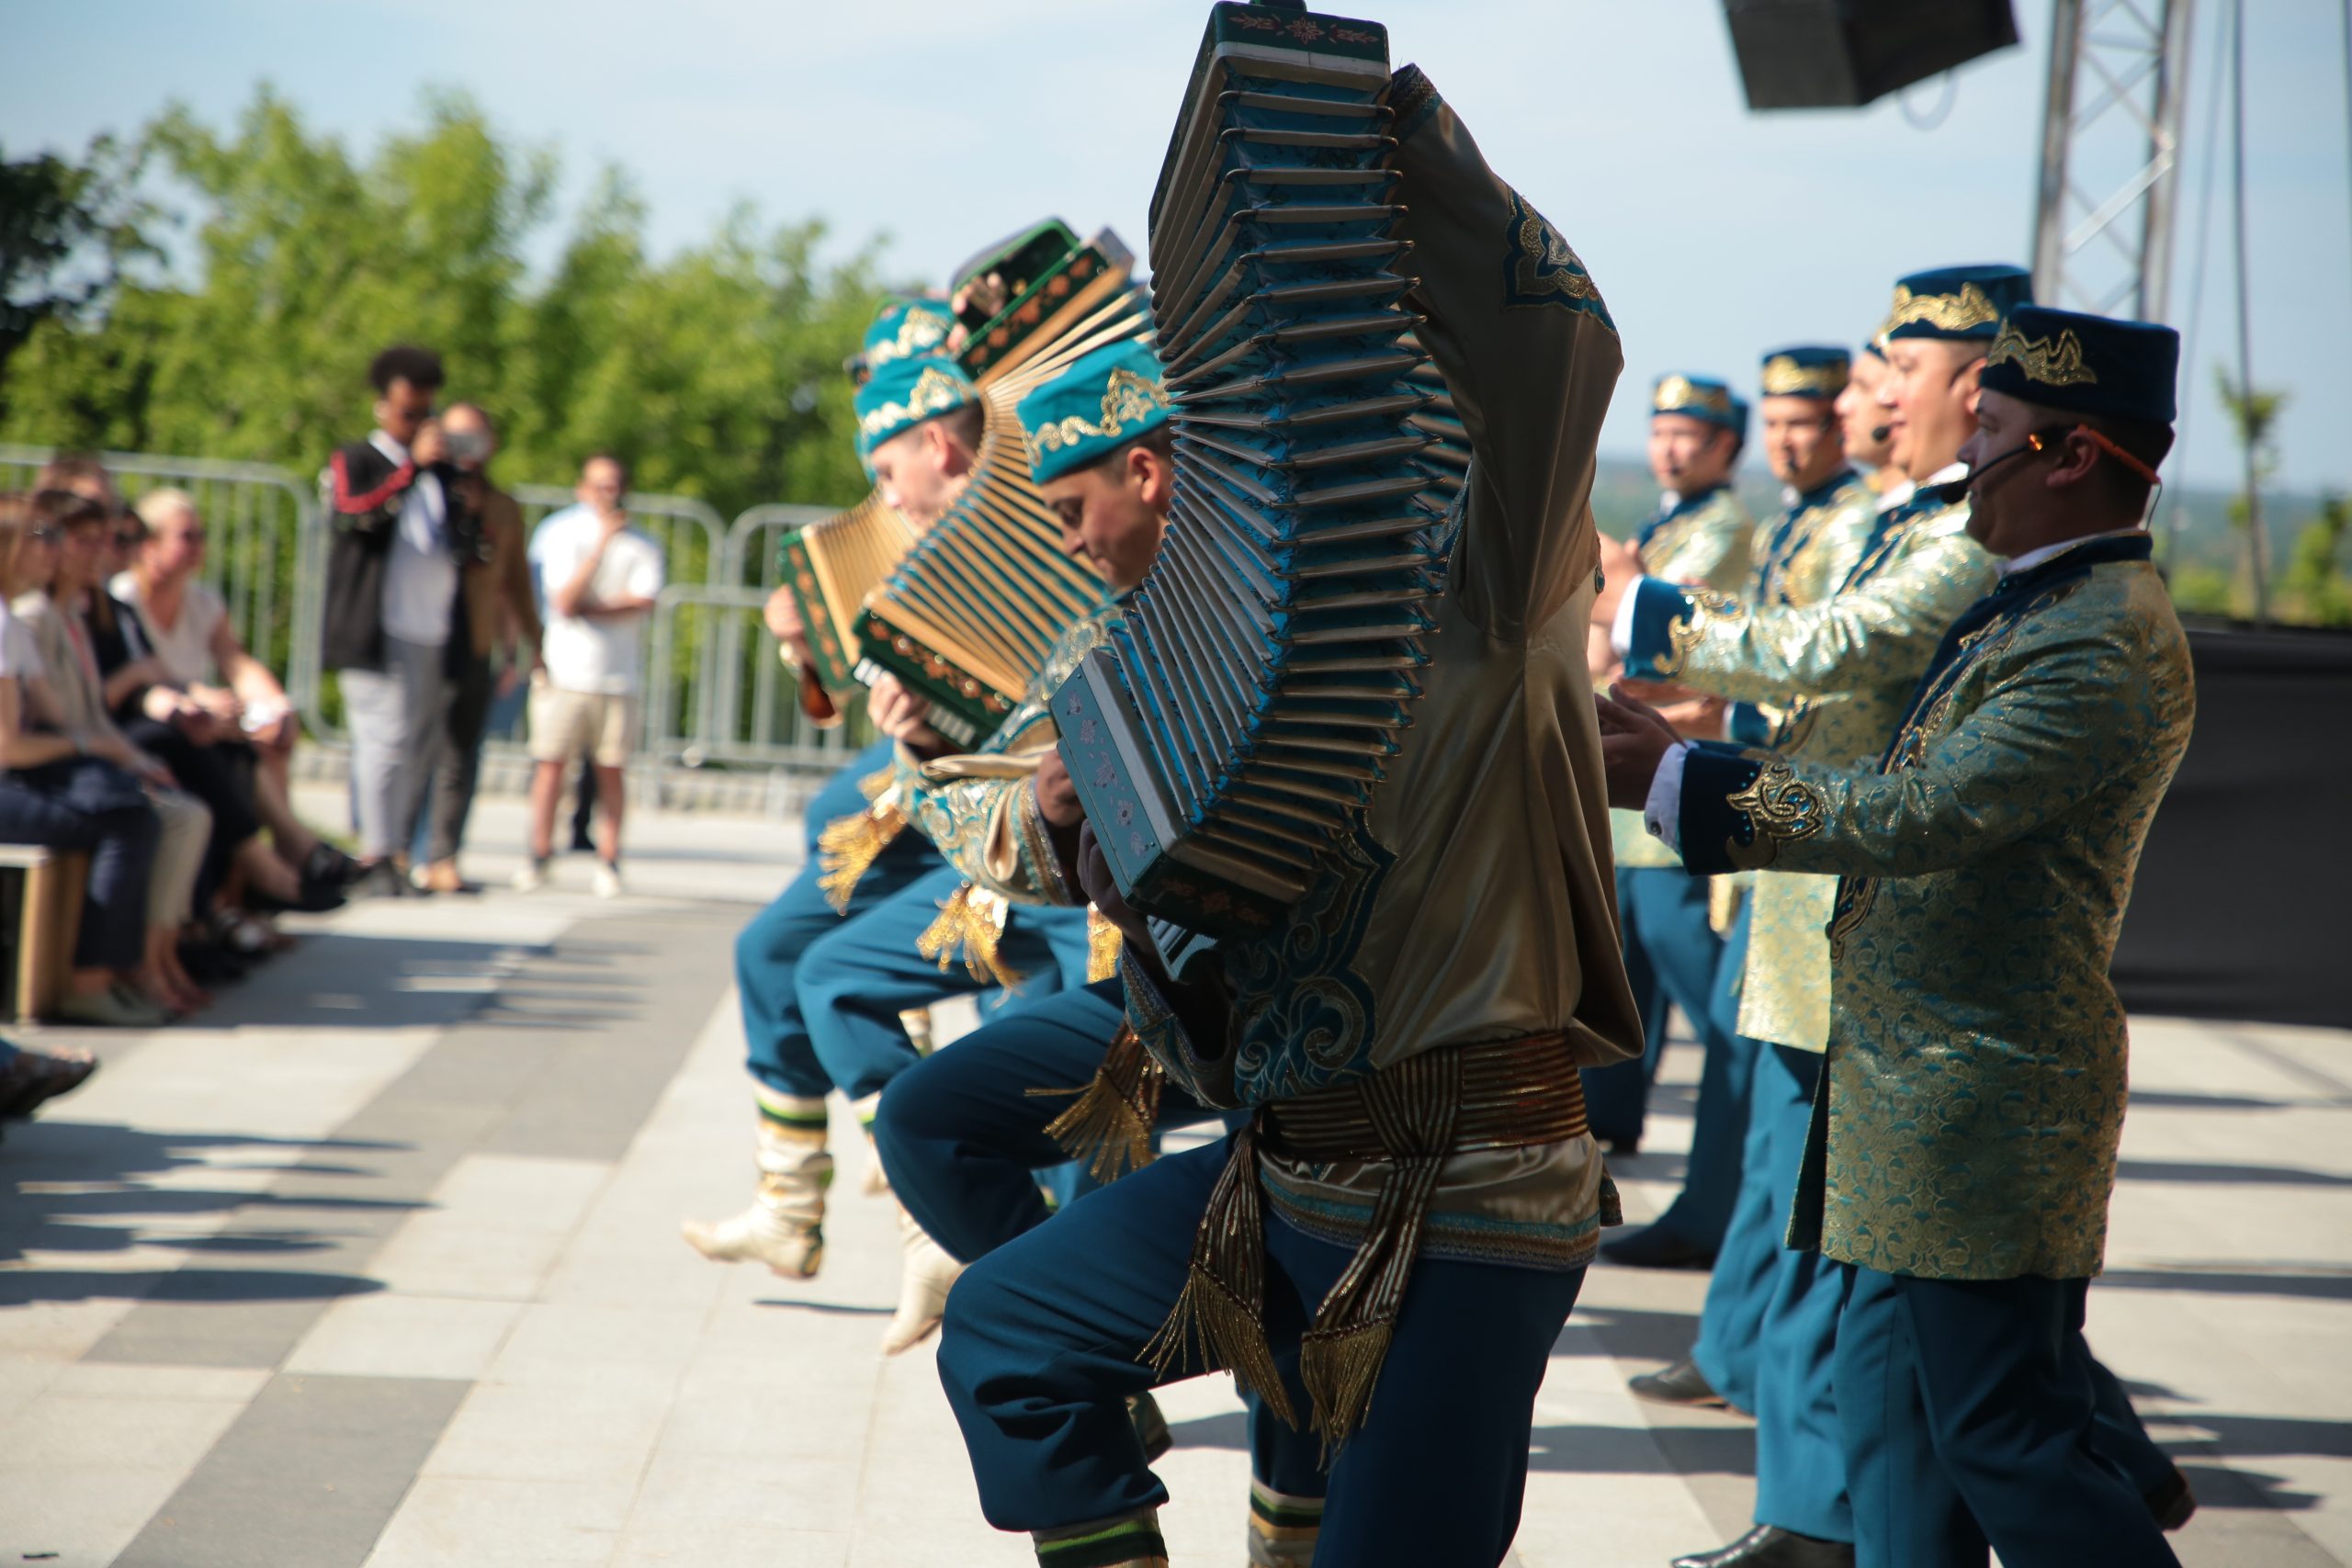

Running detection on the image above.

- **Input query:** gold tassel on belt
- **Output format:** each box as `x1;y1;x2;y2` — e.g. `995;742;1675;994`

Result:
817;795;909;914
916;882;1022;987
1295;1050;1459;1450
1140;1118;1299;1429
1029;1025;1164;1183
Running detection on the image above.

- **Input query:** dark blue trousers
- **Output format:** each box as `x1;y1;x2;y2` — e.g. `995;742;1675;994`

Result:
875;977;1325;1504
736;740;941;1103
1835;1266;2181;1568
0;761;161;972
1583;865;1723;1147
797;864;1092;1107
1693;1038;1816;1417
1641;896;1755;1252
939;1134;1586;1563
876;979;1209;1263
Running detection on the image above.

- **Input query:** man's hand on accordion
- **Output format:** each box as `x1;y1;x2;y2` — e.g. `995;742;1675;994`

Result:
1033;750;1084;829
869;673;953;759
763;584;812;669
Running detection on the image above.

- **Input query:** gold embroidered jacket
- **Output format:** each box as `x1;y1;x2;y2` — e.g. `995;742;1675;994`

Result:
890;603;1118;907
1672;536;2194;1280
1611;487;1754;871
1626;487;1995;1048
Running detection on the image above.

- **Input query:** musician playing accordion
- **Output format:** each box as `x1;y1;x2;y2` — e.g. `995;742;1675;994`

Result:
930;39;1645;1568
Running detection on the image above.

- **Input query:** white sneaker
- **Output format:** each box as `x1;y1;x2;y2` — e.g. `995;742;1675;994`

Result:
592;862;624;899
511;857;549;892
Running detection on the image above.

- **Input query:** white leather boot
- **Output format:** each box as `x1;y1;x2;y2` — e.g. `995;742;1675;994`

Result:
681;1111;832;1279
879;1201;965;1356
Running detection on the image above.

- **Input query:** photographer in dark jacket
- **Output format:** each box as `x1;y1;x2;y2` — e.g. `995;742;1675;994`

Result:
323;344;482;898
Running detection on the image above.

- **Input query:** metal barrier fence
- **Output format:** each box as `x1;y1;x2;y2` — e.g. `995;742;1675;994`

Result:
0;442;865;777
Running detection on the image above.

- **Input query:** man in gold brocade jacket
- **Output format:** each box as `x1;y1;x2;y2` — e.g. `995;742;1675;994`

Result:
1600;304;2196;1568
1580;374;1753;1201
1589;274;2012;1453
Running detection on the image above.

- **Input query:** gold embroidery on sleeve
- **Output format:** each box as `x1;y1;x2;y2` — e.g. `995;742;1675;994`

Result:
1723;759;1824;870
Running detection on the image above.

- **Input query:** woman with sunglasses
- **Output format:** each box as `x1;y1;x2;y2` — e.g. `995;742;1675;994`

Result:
0;491;175;1026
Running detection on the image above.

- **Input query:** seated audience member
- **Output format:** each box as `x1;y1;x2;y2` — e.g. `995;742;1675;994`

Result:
0;493;170;1027
14;491;213;1014
89;509;339;978
117;489;354;900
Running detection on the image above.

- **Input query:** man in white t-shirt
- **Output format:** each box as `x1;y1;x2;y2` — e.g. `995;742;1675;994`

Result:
515;454;662;897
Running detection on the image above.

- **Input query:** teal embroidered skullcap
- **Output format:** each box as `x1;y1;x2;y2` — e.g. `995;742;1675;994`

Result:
1015;340;1170;485
1877;264;2033;344
1758;346;1850;400
1980;306;2179;425
1652;374;1747;437
854;353;979;459
1861;339;1887;361
846;297;958;387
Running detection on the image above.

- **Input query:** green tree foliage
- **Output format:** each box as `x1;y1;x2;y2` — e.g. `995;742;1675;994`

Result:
2281;493;2352;626
0;134;157;419
0;87;887;529
2215;368;2287;625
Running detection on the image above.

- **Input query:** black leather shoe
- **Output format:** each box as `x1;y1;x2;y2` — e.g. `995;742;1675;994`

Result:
1629;1355;1728;1409
1601;1224;1717;1269
1671;1525;1855;1567
2145;1464;2197;1531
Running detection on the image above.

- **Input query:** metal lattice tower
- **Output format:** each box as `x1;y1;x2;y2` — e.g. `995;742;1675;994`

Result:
2031;0;2197;320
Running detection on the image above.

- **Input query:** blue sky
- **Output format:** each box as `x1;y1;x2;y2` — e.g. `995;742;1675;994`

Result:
8;0;2350;491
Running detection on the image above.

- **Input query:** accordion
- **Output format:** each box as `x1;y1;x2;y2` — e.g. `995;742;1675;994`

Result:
1050;2;1449;942
777;221;1141;728
854;238;1154;748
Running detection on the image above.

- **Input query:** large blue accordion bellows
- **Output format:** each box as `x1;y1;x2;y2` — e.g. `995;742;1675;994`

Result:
1052;2;1448;942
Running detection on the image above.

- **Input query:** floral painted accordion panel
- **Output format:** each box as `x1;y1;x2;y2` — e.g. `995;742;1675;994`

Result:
1051;2;1447;943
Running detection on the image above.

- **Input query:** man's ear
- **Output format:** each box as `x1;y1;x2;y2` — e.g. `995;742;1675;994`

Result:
1958;357;1985;416
2048;428;2103;490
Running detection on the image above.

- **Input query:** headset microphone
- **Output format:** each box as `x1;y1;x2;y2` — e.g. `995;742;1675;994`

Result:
1869;423;1894;443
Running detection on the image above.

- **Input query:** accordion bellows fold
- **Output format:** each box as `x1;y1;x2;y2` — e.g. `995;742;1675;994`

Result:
1050;3;1446;944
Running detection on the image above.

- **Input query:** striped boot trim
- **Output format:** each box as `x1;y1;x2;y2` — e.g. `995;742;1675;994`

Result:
753;1090;830;1135
1248;1482;1324;1564
1033;1510;1168;1568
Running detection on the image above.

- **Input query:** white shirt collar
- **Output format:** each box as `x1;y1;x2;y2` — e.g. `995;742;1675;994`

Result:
368;429;412;467
1925;459;1969;488
1997;526;2148;578
1874;478;1915;514
1657;490;1682;512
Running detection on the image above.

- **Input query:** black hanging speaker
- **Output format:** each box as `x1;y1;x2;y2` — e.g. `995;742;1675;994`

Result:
1721;0;2021;110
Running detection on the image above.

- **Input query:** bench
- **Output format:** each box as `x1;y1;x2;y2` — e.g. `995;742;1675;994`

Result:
0;845;90;1023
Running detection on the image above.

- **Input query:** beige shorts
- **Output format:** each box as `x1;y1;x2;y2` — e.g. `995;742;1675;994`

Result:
527;678;638;768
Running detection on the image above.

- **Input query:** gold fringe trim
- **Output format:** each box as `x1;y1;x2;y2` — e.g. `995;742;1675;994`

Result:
1140;1122;1297;1428
1143;1261;1298;1429
915;883;1022;987
1029;1026;1162;1182
817;801;908;913
1299;1319;1395;1450
1085;908;1123;983
857;765;895;803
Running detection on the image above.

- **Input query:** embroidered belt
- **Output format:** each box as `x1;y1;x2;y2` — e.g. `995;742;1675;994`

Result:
1142;1033;1589;1451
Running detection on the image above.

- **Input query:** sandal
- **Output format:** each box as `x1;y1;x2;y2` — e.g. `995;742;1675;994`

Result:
0;1044;99;1120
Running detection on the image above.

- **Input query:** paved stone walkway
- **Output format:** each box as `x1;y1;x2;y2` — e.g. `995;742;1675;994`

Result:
1;795;2346;1565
